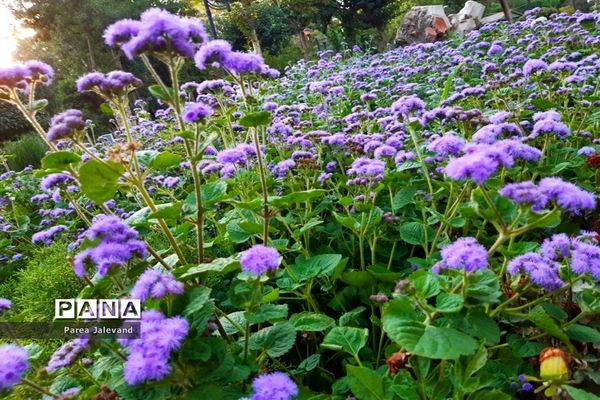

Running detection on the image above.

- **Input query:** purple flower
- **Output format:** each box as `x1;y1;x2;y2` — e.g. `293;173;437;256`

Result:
0;298;11;311
47;109;86;142
240;245;281;276
571;241;600;279
182;102;213;123
251;371;299;400
499;181;548;211
32;225;68;245
163;176;180;189
577;146;595;156
539;177;596;215
507;252;563;291
105;8;208;59
46;338;90;372
73;215;147;278
40;173;75;192
427;134;465;157
121;310;188;385
523;59;548;77
541;233;572;261
194;40;233;69
263;102;278;111
0;61;53;90
391;95;425;117
217;148;247;165
433;237;488;273
530;119;570;139
130;269;184;301
23;60;54;84
0;344;29;389
533;110;561;122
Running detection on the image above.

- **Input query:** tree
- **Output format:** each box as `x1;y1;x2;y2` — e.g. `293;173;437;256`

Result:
336;0;398;49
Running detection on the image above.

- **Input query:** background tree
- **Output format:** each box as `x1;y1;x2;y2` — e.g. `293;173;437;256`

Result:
336;0;398;50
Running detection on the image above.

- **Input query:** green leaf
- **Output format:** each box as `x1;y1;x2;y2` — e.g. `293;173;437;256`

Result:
148;84;173;102
531;98;560;111
270;189;326;208
79;159;124;203
239;111;272;127
150;151;182;170
187;181;229;210
322;327;368;357
507;334;545;357
147;202;182;220
400;222;426;246
291;254;344;281
435;293;464;313
562;386;600;400
468;389;512;400
41;151;80;170
466;270;502;303
339;306;366;327
566;324;600;343
183;287;214;331
392;187;417;211
346;365;394;400
249;322;296;357
461;309;500;344
528;305;574;351
27;99;48;112
296;354;320;373
100;102;114;115
179;256;240;279
411;270;440;299
245;304;288;324
289;312;335;332
414;326;478;360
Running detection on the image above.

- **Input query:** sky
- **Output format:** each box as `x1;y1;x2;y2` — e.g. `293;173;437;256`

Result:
0;2;34;67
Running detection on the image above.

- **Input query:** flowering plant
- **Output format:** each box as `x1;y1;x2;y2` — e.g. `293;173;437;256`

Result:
0;7;599;400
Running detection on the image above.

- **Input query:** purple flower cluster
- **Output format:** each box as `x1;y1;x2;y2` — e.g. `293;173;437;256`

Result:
182;101;213;123
240;245;282;276
433;237;488;274
120;310;188;385
391;95;425;117
73;215;147;278
0;60;53;90
32;225;68;245
500;178;596;215
76;71;142;95
248;372;299;400
529;112;570;139
104;8;208;59
347;158;386;187
130;269;184;301
0;344;29;390
507;253;563;291
47;109;86;142
194;39;273;76
46;338;90;372
40;173;75;192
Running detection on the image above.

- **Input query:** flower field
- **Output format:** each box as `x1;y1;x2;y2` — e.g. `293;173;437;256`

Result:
0;6;599;400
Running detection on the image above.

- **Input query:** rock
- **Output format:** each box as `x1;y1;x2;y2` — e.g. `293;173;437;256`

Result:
453;0;486;34
395;5;451;45
480;12;505;25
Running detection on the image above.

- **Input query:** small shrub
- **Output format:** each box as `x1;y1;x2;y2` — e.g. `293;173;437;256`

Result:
1;132;48;170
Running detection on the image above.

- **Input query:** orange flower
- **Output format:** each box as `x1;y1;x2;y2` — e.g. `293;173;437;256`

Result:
539;347;569;381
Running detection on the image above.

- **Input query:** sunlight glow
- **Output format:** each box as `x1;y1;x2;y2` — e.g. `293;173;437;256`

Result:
0;3;34;67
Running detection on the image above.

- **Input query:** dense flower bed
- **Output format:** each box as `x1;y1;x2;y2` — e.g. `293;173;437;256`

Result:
0;7;599;400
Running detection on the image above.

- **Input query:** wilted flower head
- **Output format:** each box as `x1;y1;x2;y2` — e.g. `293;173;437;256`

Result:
0;344;29;390
240;245;281;276
250;371;299;400
130;269;184;301
433;237;488;273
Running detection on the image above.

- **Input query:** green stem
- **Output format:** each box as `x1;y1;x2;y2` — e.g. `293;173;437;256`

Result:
252;127;270;244
408;125;435;207
21;378;58;399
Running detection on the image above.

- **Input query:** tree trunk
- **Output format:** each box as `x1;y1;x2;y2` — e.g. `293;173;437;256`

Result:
498;0;513;23
298;32;309;60
249;29;262;56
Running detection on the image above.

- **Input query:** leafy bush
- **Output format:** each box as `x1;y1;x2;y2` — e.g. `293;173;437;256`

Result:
1;132;48;170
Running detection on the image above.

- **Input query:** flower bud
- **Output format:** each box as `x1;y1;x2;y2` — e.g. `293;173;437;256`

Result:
539;347;569;381
386;351;410;375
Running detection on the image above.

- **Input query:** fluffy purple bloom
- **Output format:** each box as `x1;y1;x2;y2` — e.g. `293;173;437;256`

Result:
40;173;75;192
23;60;54;84
507;252;563;291
251;371;299;400
47;109;86;142
530;119;570;138
263;102;278;111
163;176;180;189
0;61;53;90
32;225;68;245
433;237;488;273
194;40;233;69
240;245;281;276
523;59;549;77
499;181;548;211
130;269;184;301
571;241;600;279
541;233;572;261
0;298;11;311
533;110;561;122
0;344;29;389
391;95;425;117
105;8;207;59
122;310;188;385
374;145;397;159
489;111;512;124
444;149;505;184
46;338;90;373
217;148;247;165
577;146;595;156
273;159;296;177
73;215;147;278
539;177;596;215
427;134;465;157
182;102;213;123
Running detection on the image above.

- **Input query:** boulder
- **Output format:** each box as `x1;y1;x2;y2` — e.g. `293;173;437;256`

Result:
452;1;486;34
395;5;451;45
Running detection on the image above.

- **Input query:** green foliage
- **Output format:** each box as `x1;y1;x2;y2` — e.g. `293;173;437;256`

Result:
1;133;48;171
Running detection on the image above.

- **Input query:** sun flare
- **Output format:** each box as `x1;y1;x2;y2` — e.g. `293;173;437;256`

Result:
0;4;34;67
